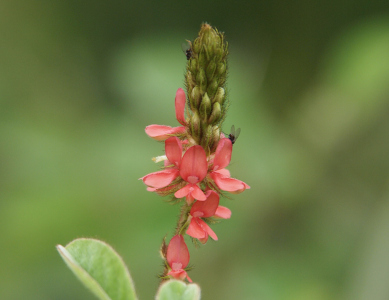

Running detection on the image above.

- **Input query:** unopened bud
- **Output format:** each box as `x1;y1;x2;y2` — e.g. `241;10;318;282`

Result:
199;93;212;121
210;125;221;152
198;51;206;67
212;126;220;141
190;111;201;140
206;59;217;81
208;102;221;124
201;125;214;151
186;72;195;89
193;39;201;53
207;79;218;98
190;86;201;109
190;58;197;74
196;68;207;93
214;87;225;105
217;62;226;76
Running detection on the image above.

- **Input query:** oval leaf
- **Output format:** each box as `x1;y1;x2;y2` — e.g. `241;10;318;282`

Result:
156;280;201;300
57;238;137;300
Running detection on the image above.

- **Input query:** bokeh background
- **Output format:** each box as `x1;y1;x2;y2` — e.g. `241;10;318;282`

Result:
1;0;389;299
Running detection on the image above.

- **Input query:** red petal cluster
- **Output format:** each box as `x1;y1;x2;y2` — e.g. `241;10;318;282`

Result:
141;88;250;282
186;190;231;244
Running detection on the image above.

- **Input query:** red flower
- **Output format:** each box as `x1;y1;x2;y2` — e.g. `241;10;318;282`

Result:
209;138;250;193
186;190;231;244
141;137;182;189
166;235;192;282
145;88;186;140
174;145;208;201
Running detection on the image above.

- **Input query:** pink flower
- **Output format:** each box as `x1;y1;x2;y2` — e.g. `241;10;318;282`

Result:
174;145;208;201
141;137;182;189
186;190;231;244
166;235;192;282
209;138;250;193
145;88;187;140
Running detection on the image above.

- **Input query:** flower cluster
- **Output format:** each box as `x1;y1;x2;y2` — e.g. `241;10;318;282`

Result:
142;89;249;204
140;24;250;283
141;89;249;281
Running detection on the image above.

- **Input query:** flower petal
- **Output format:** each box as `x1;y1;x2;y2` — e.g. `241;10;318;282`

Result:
210;172;248;193
213;138;232;171
214;168;230;177
214;206;231;219
174;184;191;199
197;219;218;242
190;190;219;217
186;218;207;239
142;169;179;188
145;125;185;141
175;88;186;125
189;184;207;201
166;235;190;269
165;137;182;167
180;145;207;183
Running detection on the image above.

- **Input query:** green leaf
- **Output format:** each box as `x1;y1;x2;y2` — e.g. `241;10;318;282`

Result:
57;238;138;300
156;280;201;300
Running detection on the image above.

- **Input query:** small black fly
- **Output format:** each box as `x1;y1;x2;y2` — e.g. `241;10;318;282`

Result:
228;125;241;145
181;40;193;60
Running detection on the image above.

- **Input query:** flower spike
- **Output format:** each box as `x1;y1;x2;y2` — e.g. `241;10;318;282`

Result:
140;24;250;283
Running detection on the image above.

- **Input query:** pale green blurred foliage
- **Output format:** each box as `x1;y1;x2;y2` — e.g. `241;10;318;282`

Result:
1;1;389;299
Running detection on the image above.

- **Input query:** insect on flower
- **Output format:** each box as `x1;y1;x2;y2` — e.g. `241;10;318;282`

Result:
227;125;241;145
181;40;193;60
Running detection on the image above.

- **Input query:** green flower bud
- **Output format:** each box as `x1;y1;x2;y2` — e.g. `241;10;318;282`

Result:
210;125;221;151
196;68;207;93
201;124;214;152
208;102;221;124
190;111;201;141
217;62;226;76
212;125;220;141
207;79;218;98
198;51;206;67
199;92;212;121
206;59;217;81
190;58;197;74
186;72;195;90
193;39;201;53
190;86;201;109
214;87;225;105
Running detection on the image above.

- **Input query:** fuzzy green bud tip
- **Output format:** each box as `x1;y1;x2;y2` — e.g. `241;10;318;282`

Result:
185;23;229;146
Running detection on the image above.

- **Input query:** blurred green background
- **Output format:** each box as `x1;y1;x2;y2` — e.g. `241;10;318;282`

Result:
1;0;389;299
